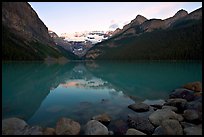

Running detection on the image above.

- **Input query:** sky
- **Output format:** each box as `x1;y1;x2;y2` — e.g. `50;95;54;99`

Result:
29;2;202;36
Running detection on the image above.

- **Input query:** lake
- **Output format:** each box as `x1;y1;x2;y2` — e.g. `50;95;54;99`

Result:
2;61;202;133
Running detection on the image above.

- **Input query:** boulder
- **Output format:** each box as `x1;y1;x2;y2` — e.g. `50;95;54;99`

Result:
84;120;108;135
183;109;199;122
148;109;183;126
160;119;183;135
21;126;43;135
125;128;147;135
91;113;111;126
184;126;202;135
128;102;150;112
162;105;178;112
43;128;55;135
164;98;187;112
152;126;165;135
182;81;202;92
169;88;195;101
111;119;128;135
55;117;80;135
142;99;166;109
127;115;154;134
2;117;28;135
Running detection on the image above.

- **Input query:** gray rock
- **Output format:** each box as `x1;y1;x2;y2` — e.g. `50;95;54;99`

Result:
127;115;155;134
160;119;183;135
125;128;147;135
162;105;178;112
164;98;187;112
128;102;150;112
183;109;199;121
91;113;111;126
2;117;28;135
55;117;80;135
143;99;166;109
84;120;108;135
148;109;183;126
184;126;202;135
169;88;195;101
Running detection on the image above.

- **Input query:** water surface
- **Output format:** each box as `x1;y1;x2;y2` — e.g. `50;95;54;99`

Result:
2;61;202;130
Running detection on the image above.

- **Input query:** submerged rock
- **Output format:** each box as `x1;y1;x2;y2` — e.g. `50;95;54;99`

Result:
143;99;166;109
43;127;55;135
2;117;28;135
169;88;195;101
128;102;150;112
84;120;109;135
148;109;183;126
22;126;43;135
182;81;202;92
55;117;80;135
125;128;147;135
91;113;111;126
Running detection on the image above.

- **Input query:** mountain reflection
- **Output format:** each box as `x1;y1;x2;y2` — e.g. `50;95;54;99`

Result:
2;61;201;127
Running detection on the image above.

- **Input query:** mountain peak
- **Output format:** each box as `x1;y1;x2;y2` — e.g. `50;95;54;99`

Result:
174;9;188;18
134;15;147;24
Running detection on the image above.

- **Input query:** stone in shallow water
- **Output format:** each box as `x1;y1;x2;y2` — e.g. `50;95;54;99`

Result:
182;81;202;92
22;126;43;135
169;88;195;101
2;117;28;135
84;120;108;135
91;113;111;126
143;99;166;109
55;117;80;135
125;128;146;135
148;109;183;126
43;127;55;135
127;115;154;134
128;102;150;112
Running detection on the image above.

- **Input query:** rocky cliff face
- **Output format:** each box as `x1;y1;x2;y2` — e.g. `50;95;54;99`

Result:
2;2;65;60
2;2;53;46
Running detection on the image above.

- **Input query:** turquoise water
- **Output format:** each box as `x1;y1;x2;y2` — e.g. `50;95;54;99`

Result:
2;61;202;129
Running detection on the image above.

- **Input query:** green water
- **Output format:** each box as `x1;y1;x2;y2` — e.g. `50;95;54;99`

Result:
2;61;202;129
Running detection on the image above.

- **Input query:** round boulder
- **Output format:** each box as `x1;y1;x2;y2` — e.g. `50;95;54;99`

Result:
128;102;150;112
148;109;183;126
125;128;146;135
55;117;80;135
182;81;202;92
2;117;28;135
84;120;109;135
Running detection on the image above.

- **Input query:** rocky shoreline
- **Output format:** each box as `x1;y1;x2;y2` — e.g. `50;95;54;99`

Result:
2;81;202;135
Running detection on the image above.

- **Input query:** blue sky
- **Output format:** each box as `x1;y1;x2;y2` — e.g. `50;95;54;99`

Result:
29;2;202;36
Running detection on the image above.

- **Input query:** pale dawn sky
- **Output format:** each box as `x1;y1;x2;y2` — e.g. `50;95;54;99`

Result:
29;2;202;36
